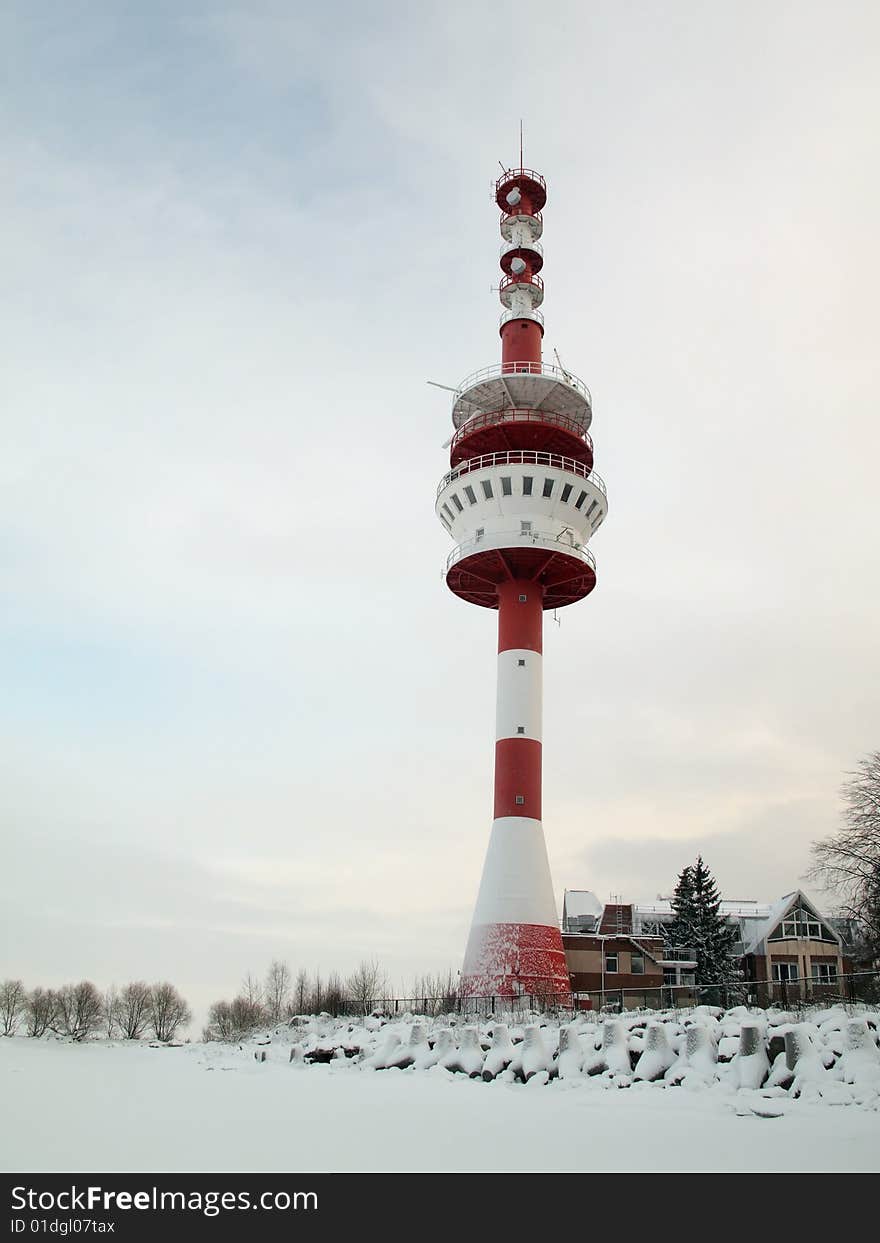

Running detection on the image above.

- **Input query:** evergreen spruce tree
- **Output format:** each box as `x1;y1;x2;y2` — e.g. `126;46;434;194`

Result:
666;864;698;952
666;856;740;988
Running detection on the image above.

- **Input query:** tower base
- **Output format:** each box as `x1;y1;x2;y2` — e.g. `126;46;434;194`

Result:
460;921;570;999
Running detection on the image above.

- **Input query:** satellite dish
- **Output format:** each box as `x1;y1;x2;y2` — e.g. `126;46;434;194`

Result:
506;187;521;206
510;257;527;275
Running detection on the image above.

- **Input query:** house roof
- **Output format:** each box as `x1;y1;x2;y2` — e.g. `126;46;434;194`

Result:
741;889;843;955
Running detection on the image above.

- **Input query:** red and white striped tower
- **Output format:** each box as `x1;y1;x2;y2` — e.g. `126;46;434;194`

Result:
436;165;607;1000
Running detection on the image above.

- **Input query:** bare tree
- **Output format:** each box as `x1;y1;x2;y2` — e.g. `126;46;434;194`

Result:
408;969;459;1017
101;985;121;1039
346;958;387;1015
203;995;264;1041
264;960;292;1024
241;972;263;1008
148;982;191;1042
0;979;27;1036
809;751;880;956
323;972;348;1016
25;988;58;1038
291;969;309;1016
54;981;102;1041
308;971;324;1015
116;982;152;1040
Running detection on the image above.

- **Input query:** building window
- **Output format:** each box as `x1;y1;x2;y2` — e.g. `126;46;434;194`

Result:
574;490;587;509
516;726;525;734
464;486;477;505
586;498;598;516
440;516;451;533
501;476;512;496
811;962;837;984
517;659;525;666
772;962;798;983
560;483;573;503
522;476;533;496
542;477;554;498
441;504;455;522
515;795;524;805
451;494;464;512
520;520;532;534
475;527;484;540
631;953;645;975
605;954;618;974
481;479;493;500
779;908;823;940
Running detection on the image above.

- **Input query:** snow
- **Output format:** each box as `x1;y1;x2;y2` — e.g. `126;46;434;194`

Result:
3;1006;879;1173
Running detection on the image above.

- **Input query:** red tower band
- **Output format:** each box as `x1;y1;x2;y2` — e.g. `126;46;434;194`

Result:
435;164;607;1000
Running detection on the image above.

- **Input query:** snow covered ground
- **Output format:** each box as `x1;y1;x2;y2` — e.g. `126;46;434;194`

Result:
4;1006;879;1173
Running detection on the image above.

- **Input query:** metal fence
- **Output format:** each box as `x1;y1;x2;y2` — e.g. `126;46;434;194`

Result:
339;970;880;1023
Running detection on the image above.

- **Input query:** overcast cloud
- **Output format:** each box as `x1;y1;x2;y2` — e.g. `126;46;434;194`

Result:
2;1;878;1017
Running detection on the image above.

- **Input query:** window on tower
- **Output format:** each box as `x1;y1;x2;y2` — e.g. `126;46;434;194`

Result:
574;490;587;509
451;494;464;512
522;476;533;496
481;479;493;500
501;476;512;496
560;483;573;503
542;477;554;498
464;486;477;505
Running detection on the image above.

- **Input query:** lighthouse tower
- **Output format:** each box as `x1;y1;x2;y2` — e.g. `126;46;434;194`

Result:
435;164;607;1000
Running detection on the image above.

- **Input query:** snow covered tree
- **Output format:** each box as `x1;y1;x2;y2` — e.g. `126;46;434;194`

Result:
666;857;740;987
666;865;698;952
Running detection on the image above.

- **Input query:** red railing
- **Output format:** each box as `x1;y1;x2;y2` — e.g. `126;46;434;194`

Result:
450;408;592;458
495;166;547;196
499;272;544;298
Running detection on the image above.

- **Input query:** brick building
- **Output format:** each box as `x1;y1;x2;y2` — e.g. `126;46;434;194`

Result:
561;888;854;1005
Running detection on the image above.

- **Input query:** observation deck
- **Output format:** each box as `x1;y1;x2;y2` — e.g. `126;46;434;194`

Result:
452;361;592;430
446;529;596;611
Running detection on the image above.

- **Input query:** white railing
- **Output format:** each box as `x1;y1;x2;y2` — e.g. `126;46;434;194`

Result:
455;361;591;408
500;238;544;260
437;451;606;500
447;530;596;575
499;308;544;330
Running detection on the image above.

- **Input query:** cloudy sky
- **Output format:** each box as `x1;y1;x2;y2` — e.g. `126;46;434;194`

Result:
2;1;878;1016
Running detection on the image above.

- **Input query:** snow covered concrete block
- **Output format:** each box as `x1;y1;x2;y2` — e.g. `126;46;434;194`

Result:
634;1022;675;1082
684;1024;718;1077
729;1022;770;1090
386;1022;430;1070
520;1025;552;1080
482;1023;516;1081
443;1026;485;1078
600;1020;633;1075
840;1018;880;1086
363;1031;401;1070
556;1025;584;1080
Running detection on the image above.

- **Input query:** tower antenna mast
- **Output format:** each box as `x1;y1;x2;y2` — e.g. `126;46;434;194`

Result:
432;149;609;1003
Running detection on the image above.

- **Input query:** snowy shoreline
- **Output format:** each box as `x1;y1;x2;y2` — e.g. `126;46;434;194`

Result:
3;1005;879;1173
